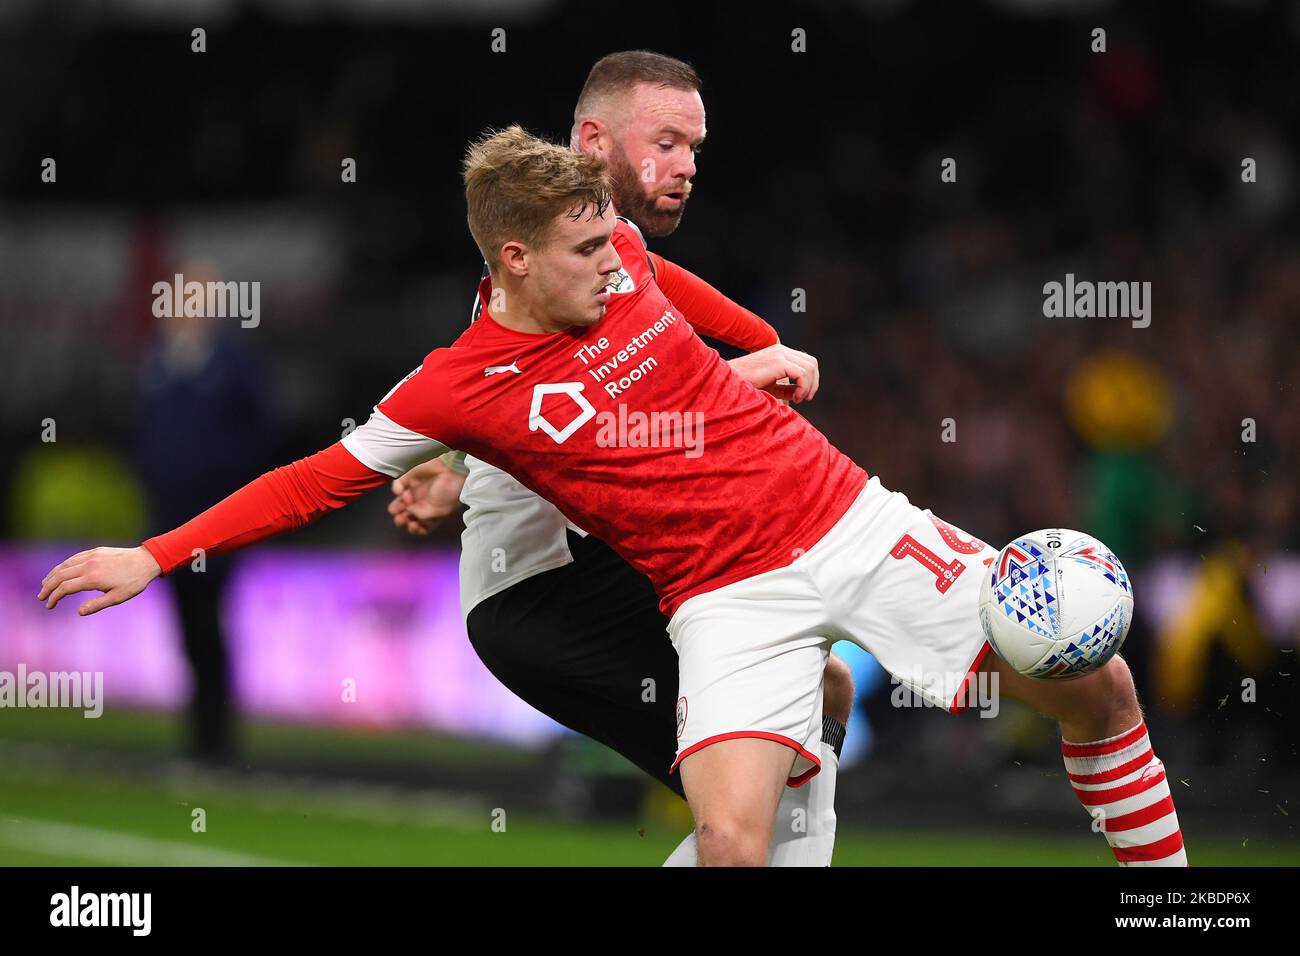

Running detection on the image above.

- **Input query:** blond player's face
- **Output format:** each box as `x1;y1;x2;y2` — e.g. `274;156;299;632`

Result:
531;202;622;330
608;84;706;238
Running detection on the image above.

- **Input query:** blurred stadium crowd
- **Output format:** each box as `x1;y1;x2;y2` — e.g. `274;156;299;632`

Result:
0;0;1295;803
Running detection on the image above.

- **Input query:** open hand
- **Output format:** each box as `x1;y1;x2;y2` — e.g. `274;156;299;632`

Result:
38;546;162;616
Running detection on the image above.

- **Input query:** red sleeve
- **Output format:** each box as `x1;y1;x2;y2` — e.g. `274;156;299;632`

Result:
647;251;778;352
141;442;388;575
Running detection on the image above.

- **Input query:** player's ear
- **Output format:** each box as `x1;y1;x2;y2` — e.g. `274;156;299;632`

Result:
575;117;610;160
499;240;529;279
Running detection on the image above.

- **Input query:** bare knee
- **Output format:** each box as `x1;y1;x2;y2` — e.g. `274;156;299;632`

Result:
822;653;854;726
1058;655;1142;740
695;815;769;867
1097;654;1141;720
991;651;1137;722
1075;654;1138;712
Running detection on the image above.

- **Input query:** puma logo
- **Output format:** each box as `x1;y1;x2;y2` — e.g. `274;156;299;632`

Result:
484;360;522;377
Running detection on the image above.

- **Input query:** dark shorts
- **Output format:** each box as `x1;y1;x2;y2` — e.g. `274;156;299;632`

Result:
466;531;685;797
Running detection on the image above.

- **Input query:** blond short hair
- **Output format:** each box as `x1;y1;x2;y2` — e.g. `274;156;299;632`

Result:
462;125;613;269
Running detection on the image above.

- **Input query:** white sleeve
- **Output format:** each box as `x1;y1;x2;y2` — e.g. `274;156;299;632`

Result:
341;407;450;478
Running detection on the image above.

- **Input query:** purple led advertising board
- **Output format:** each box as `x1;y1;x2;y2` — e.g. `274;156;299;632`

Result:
2;546;563;743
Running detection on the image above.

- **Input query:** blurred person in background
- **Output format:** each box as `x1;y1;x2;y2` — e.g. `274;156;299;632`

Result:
134;260;278;765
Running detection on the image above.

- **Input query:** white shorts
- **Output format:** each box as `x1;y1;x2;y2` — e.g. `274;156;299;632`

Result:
668;476;994;786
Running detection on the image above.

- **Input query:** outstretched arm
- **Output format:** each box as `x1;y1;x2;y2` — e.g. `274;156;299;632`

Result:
38;442;395;615
40;358;456;615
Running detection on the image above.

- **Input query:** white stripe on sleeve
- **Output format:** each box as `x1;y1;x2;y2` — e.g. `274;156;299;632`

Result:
341;407;449;478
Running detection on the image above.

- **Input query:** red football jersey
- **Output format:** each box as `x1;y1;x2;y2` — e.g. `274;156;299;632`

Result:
341;220;868;615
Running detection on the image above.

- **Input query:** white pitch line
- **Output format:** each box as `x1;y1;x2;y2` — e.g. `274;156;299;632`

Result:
0;816;305;867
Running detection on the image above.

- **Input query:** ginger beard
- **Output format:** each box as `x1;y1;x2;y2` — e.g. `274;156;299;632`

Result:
607;140;690;239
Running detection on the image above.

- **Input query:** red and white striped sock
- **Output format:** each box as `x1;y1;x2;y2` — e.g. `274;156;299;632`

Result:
1062;720;1188;867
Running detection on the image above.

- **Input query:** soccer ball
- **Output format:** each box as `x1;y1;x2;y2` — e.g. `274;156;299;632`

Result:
979;529;1133;680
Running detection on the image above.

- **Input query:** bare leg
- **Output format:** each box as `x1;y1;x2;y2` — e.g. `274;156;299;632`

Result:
678;738;795;867
980;651;1141;740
